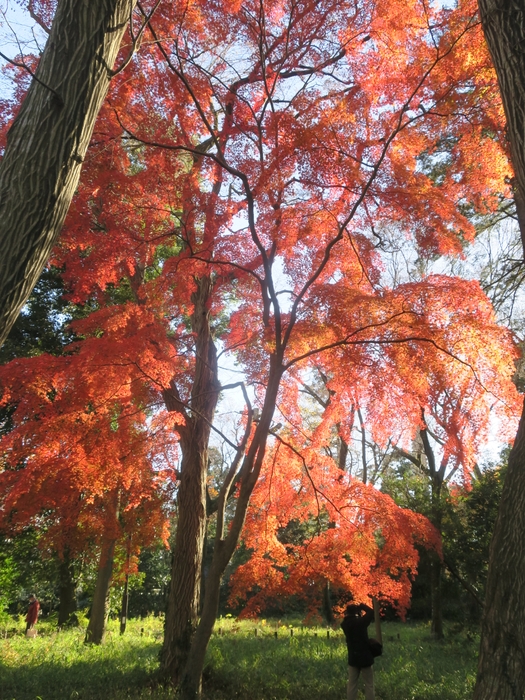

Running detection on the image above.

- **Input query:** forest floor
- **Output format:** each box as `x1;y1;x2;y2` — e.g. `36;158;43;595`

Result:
0;615;478;700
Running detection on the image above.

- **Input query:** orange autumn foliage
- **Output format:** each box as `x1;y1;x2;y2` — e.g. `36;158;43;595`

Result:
230;442;441;617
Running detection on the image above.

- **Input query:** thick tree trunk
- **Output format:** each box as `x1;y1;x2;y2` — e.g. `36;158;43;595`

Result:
473;410;525;699
57;549;77;627
0;0;134;346
85;537;117;645
161;442;208;679
474;2;525;698
160;277;220;684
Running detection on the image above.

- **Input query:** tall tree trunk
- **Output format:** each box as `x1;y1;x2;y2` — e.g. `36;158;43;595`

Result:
179;368;283;699
85;492;120;645
85;536;117;644
473;415;525;699
474;2;525;698
160;276;220;684
0;0;135;346
57;549;77;627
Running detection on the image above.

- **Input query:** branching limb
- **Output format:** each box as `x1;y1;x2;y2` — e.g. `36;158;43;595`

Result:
110;0;162;76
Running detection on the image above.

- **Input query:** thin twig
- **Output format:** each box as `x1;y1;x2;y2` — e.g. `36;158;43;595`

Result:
0;50;63;105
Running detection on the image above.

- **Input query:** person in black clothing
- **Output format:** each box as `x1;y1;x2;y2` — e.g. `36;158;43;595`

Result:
341;602;375;700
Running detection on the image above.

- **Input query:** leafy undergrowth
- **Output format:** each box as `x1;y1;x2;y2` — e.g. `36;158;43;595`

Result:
0;616;478;700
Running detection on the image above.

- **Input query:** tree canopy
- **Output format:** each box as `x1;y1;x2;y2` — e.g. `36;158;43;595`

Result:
0;0;523;696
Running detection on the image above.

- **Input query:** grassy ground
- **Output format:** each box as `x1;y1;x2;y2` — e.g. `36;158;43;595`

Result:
0;616;478;700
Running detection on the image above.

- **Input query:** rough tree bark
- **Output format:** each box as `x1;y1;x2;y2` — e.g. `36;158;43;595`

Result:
0;0;135;346
85;492;120;645
84;535;117;644
160;276;220;684
474;2;525;698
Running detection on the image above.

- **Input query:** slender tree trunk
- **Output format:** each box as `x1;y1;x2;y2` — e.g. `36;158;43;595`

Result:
120;573;129;636
85;536;117;644
474;2;525;697
322;580;333;624
430;482;444;640
372;598;382;645
420;424;444;639
57;549;77;627
357;406;368;484
160;277;220;684
0;0;135;346
120;537;131;635
338;434;349;471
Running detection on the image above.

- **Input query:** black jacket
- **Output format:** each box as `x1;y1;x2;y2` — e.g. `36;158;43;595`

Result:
341;604;375;668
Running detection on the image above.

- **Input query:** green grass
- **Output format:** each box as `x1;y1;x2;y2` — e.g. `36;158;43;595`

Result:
0;616;479;700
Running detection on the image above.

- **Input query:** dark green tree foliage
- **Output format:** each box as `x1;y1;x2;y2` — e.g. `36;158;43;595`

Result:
446;465;505;609
382;455;505;622
0;529;62;615
128;545;172;618
0;267;75;364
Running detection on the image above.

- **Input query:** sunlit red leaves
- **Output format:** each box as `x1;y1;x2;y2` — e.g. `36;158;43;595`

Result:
229;442;440;617
0;314;178;560
295;274;521;464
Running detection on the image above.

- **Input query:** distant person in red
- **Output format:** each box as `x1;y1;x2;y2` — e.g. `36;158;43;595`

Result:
25;594;40;633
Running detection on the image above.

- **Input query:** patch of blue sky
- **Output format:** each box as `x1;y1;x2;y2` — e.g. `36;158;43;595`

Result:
0;1;47;99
